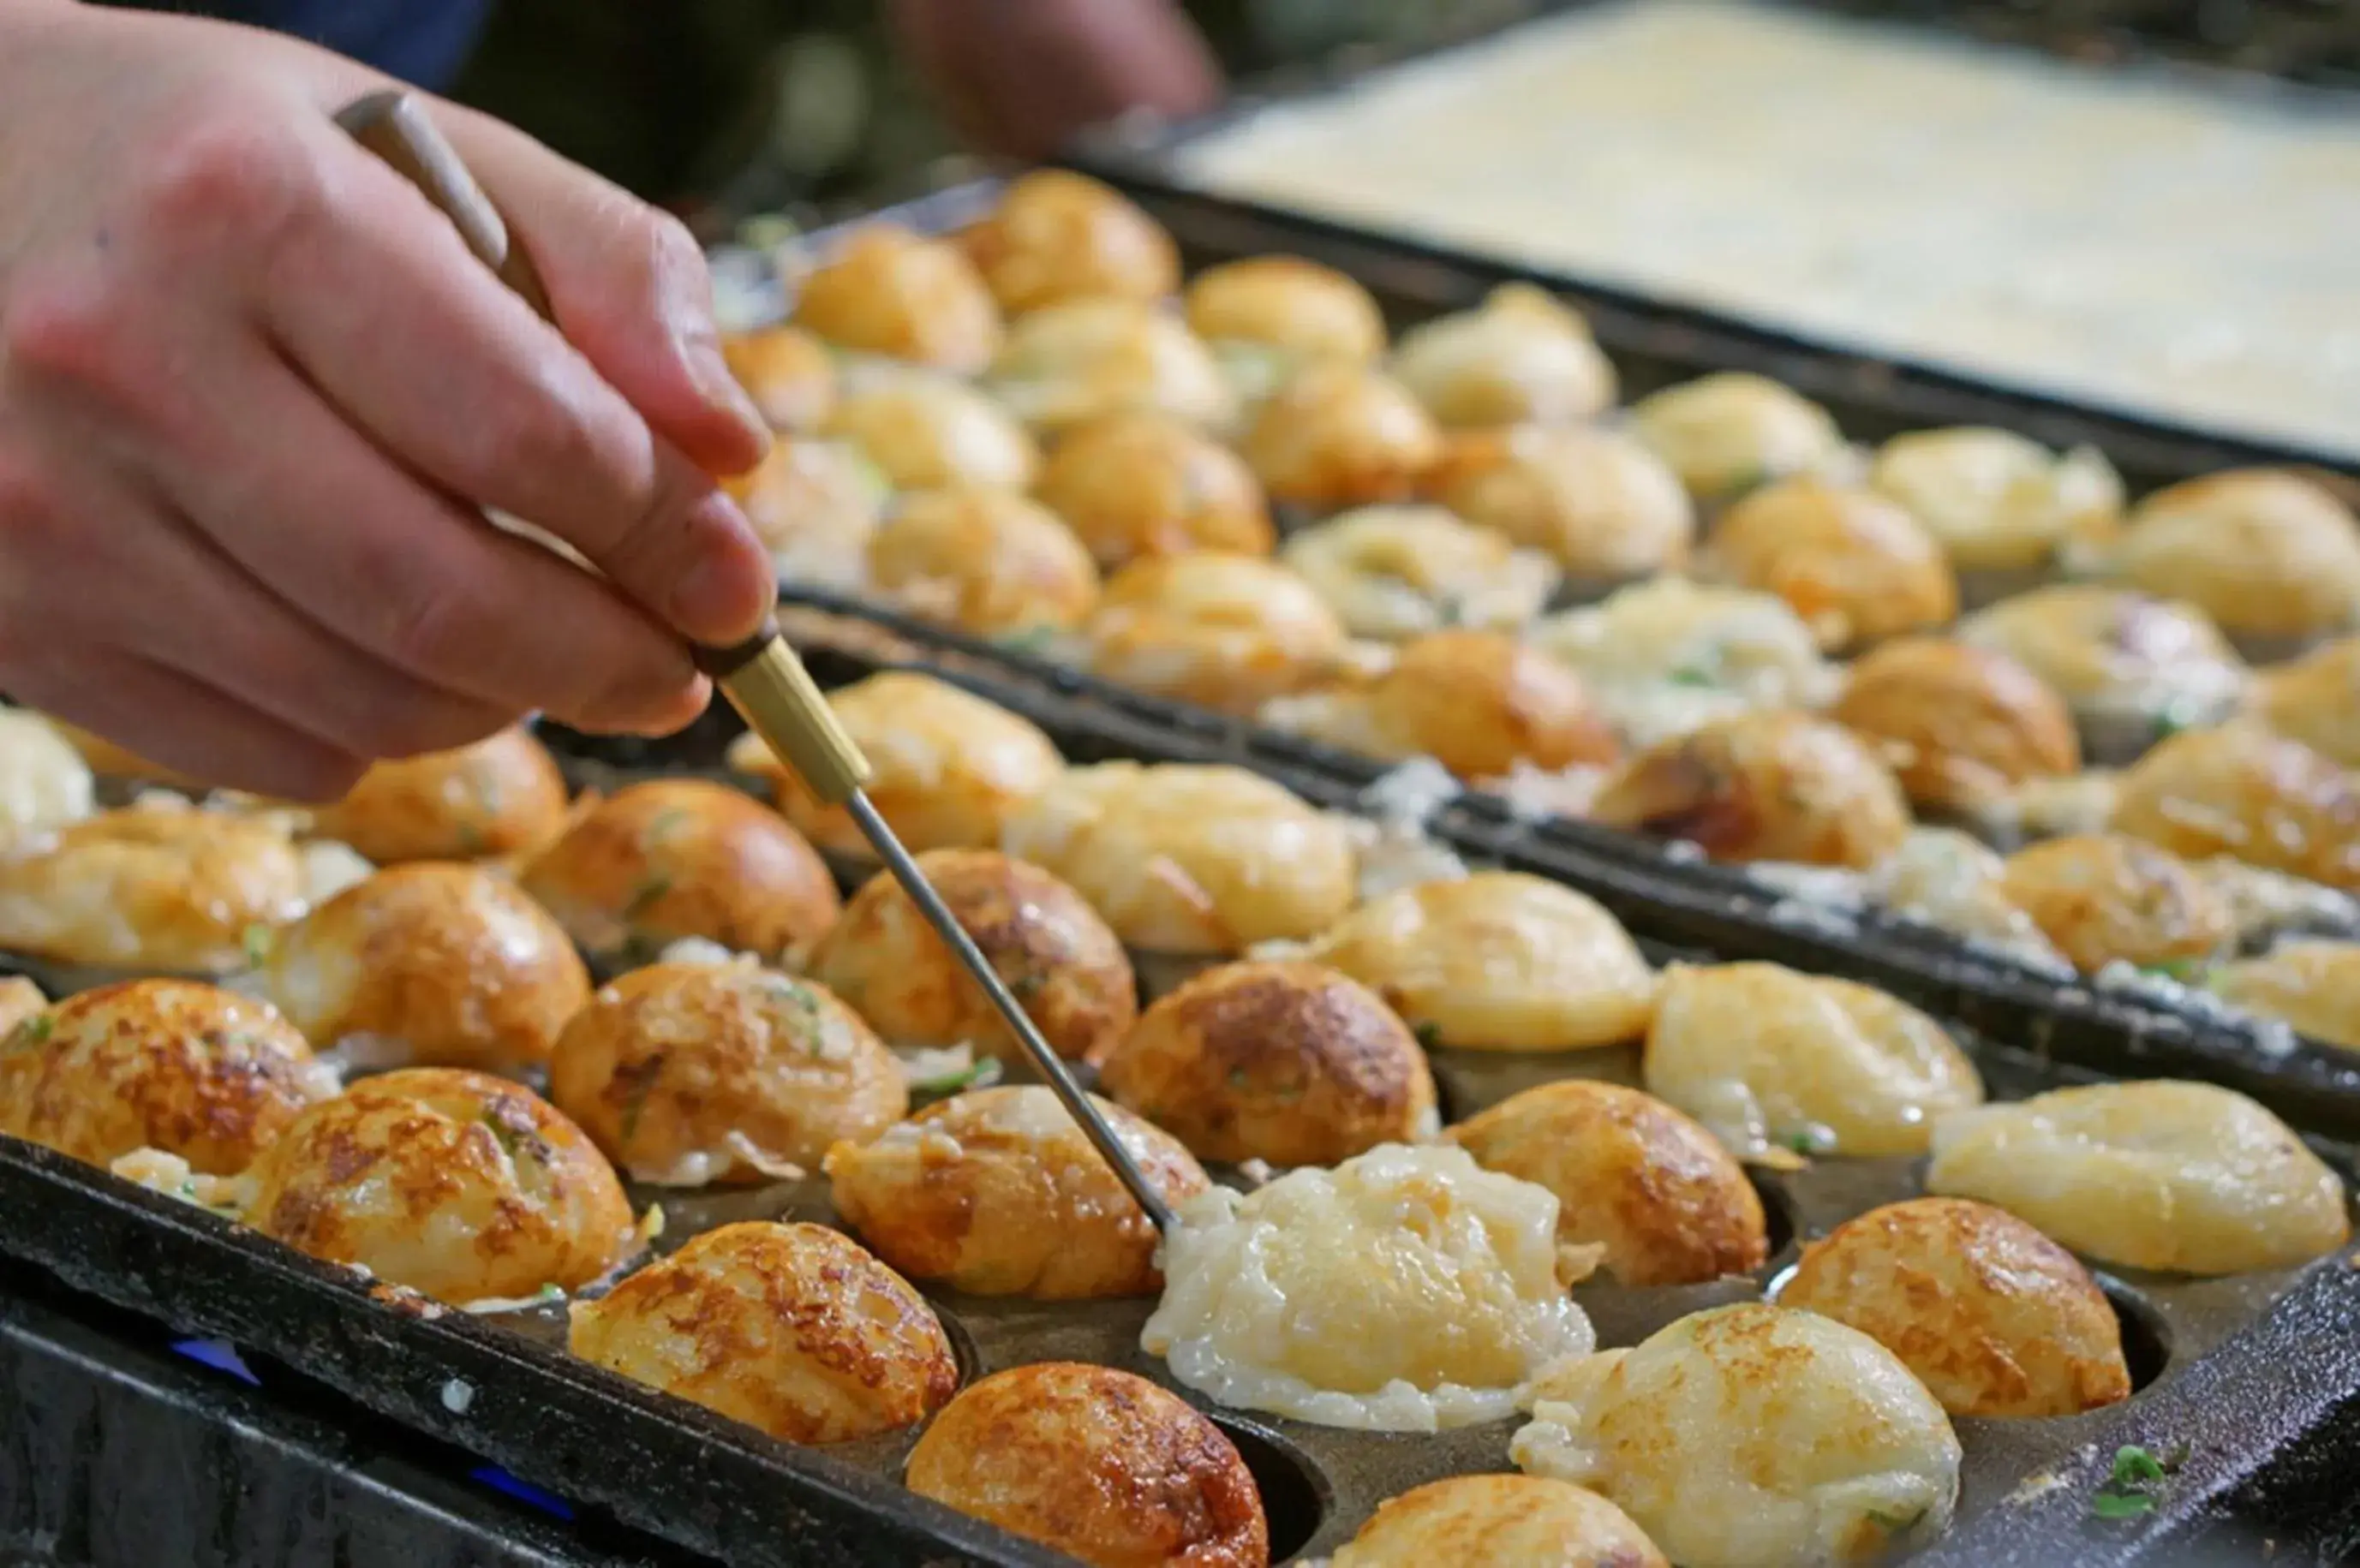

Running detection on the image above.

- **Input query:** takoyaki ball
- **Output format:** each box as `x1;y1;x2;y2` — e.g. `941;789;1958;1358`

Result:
2116;468;2360;651
1307;872;1654;1052
824;369;1037;492
1867;426;2124;581
1532;578;1838;748
1832;637;2080;814
825;1086;1210;1298
1332;1476;1667;1568
1643;963;1985;1160
1996;833;2233;972
2250;636;2360;769
720;323;836;432
2209;941;2360;1052
1355;630;1622;779
988;297;1234;433
959;169;1180;314
1710;478;1958;651
1240;363;1443;509
1001;762;1359;956
569;1221;955;1445
1868;827;2067;968
1389;283;1617;430
1085;553;1351;714
1281;505;1557;641
1777;1197;2130;1418
2109;724;2360;893
1449;1081;1766;1286
1959;584;2248;742
244;1068;634;1302
904;1362;1270;1568
865;486;1100;637
1927;1081;2351;1274
1627;372;1847;504
735;671;1064;862
1511;1304;1960;1568
723;437;887;589
1589;711;1911;869
520;780;840;965
309;727;569;865
810;850;1135;1067
0;805;308;973
1035;410;1273;571
1427;425;1693;584
550;960;904;1185
1099;960;1438;1166
264;863;589;1071
0;976;43;1039
790;223;1000;373
0;979;334;1175
1186;255;1387;371
0;710;92;841
1141;1143;1598;1429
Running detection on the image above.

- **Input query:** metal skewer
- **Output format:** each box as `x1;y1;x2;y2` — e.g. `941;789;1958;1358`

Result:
336;90;1175;1235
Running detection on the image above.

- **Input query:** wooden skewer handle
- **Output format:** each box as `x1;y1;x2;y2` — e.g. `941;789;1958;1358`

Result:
335;91;872;806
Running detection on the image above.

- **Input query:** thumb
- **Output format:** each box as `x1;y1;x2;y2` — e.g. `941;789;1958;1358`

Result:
437;103;772;479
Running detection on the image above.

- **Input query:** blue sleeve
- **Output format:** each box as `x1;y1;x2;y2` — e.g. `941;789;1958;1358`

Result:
201;0;493;91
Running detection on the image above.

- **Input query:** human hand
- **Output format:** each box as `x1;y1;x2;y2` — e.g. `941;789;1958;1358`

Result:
0;3;777;799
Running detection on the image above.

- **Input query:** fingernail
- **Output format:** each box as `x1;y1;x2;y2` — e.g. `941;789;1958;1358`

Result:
669;494;774;643
684;331;774;458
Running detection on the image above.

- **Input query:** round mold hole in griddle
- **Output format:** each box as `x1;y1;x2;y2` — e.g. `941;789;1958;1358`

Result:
1748;1166;1800;1266
1210;1415;1331;1564
2095;1274;2174;1394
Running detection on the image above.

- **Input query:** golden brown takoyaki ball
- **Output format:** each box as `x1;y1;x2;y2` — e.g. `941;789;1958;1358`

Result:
0;805;308;973
722;436;887;588
1280;505;1557;642
1427;425;1693;583
1996;834;2234;973
959;169;1180;314
2108;723;2360;893
1832;637;2080;814
904;1362;1270;1568
1590;710;1912;868
1035;410;1273;571
0;979;334;1175
811;850;1134;1066
791;223;1001;373
261;862;590;1072
1099;960;1437;1166
520;780;840;965
1927;1081;2351;1275
549;960;905;1185
1357;630;1622;779
825;1086;1211;1298
2208;941;2360;1051
1710;478;1958;651
569;1221;956;1444
1449;1081;1766;1287
735;671;1065;862
1389;284;1617;431
1186;255;1387;368
2250;636;2360;769
1333;1475;1666;1568
865;485;1100;637
988;297;1234;432
720;323;837;432
308;727;569;866
1783;1199;2130;1424
1628;372;1846;503
243;1068;633;1302
1000;763;1359;957
1307;873;1655;1052
1958;584;2248;739
2116;468;2360;648
1867;426;2123;579
1240;363;1443;509
1085;552;1351;714
1642;963;1985;1160
824;369;1038;492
